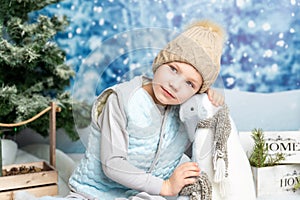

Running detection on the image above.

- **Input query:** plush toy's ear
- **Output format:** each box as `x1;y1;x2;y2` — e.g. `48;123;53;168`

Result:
180;93;221;142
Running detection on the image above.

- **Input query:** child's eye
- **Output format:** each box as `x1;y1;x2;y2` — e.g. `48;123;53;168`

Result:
186;81;194;88
169;65;177;73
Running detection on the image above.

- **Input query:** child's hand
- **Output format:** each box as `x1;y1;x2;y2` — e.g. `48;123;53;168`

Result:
160;162;200;196
207;88;224;107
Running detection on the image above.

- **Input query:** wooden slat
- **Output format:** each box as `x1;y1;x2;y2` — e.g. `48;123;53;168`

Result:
49;102;57;168
0;162;58;191
2;161;56;172
0;184;58;200
2;162;44;170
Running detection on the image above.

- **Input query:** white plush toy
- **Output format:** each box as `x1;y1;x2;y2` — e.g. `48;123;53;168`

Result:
178;93;256;200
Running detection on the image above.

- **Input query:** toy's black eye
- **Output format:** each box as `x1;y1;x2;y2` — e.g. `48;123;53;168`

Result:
190;107;194;111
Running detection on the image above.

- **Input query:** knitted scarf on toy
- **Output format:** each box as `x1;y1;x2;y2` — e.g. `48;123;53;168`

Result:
179;105;231;200
198;104;231;182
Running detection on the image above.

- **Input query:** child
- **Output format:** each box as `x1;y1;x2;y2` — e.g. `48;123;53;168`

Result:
68;20;226;200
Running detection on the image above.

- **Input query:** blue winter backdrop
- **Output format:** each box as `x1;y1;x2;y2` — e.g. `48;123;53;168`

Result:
38;0;300;101
20;0;300;153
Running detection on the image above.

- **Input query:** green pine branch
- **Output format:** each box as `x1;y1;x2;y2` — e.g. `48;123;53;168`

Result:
0;0;61;24
249;128;285;167
295;181;300;191
0;0;90;140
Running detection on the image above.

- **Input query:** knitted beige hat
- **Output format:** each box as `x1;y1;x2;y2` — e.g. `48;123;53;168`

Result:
153;20;226;93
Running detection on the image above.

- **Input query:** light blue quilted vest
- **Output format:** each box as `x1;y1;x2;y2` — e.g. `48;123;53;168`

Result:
69;76;190;199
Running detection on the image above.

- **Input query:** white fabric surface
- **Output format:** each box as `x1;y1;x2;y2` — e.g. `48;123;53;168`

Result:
4;140;300;200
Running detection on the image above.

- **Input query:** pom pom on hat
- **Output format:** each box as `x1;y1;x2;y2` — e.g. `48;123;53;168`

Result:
153;20;226;93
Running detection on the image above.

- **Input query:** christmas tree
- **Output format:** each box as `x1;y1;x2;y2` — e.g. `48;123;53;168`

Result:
0;0;89;140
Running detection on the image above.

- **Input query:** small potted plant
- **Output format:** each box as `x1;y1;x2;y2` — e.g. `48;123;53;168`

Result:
249;128;300;196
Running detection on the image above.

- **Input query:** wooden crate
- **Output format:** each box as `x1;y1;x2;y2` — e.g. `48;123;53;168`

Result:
0;161;58;200
252;164;300;197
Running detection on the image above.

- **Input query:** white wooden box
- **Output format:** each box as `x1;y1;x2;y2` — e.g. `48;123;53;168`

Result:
241;131;300;164
252;164;300;197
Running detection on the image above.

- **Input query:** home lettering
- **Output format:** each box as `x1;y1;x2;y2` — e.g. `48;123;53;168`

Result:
266;141;296;153
280;176;300;188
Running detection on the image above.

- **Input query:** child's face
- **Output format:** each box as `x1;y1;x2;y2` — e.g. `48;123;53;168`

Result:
152;61;203;105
